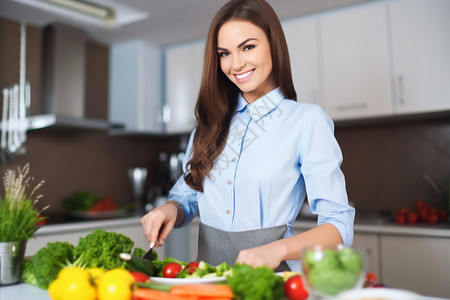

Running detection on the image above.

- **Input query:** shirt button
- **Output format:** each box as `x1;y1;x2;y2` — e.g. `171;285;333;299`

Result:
227;180;232;185
238;132;242;137
231;158;236;162
226;209;231;214
247;109;251;113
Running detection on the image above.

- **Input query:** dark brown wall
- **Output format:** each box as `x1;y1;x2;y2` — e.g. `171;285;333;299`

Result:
337;118;450;215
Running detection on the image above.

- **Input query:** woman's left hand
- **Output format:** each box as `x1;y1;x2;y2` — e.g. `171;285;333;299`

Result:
235;242;284;269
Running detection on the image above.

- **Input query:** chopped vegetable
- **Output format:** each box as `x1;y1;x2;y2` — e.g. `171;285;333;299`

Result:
120;253;158;276
226;263;284;300
171;283;233;299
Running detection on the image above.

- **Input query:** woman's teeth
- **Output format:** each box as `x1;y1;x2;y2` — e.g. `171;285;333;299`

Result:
236;70;253;80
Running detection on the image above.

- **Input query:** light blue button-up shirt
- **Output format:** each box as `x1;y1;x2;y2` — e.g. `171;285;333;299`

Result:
169;88;355;271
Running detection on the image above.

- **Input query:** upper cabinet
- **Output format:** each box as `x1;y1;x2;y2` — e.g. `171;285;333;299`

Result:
389;0;450;114
283;17;320;105
164;41;205;134
109;40;163;133
318;3;394;120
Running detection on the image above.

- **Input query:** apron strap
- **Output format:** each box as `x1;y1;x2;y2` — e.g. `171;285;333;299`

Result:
197;222;291;272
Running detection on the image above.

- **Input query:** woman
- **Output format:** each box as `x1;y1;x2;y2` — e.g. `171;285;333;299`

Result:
141;0;354;272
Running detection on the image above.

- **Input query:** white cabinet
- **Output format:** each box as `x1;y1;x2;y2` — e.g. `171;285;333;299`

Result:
352;233;380;278
109;40;163;133
283;17;321;105
381;235;450;298
165;41;205;134
389;0;450;114
319;3;393;120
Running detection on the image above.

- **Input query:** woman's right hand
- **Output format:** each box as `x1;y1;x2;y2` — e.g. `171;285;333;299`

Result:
140;201;181;249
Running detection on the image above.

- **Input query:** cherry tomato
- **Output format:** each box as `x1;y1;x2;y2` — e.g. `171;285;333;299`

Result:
394;213;405;225
406;211;418;224
365;272;378;284
284;275;309;300
130;271;149;282
186;262;199;275
438;210;449;221
427;213;439;224
162;262;182;278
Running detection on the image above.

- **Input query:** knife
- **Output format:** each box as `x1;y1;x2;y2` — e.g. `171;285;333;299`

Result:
143;248;154;261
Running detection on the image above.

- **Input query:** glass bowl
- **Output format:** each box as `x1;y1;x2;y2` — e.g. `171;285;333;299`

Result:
300;244;366;298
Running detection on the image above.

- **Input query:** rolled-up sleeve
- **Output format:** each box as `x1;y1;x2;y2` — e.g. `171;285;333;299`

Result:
298;106;355;246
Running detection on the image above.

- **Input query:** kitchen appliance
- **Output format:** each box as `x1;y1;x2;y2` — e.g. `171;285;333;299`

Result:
128;167;148;216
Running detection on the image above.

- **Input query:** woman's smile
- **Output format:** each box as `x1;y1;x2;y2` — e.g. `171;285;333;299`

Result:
235;69;255;82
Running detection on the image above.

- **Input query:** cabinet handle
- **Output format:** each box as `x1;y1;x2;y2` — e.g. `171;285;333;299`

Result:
397;75;404;106
336;102;367;111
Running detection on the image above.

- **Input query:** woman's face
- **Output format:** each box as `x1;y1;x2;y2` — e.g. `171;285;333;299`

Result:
217;20;276;103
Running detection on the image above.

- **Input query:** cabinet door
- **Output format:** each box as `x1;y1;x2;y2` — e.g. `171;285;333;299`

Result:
389;0;450;114
283;17;321;105
319;3;393;120
165;41;204;134
353;233;380;278
381;235;450;298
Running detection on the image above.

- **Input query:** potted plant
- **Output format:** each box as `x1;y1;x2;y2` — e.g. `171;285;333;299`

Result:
0;164;47;285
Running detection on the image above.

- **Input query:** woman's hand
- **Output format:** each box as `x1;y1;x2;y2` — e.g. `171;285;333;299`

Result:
235;242;286;270
140;201;181;249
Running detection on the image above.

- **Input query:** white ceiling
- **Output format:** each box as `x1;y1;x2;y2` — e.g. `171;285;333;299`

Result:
0;0;377;47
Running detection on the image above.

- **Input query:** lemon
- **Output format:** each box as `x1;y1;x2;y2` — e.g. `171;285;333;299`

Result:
48;267;96;300
97;268;135;300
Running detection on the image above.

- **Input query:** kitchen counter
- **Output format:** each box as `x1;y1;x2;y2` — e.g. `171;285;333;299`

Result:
294;217;450;238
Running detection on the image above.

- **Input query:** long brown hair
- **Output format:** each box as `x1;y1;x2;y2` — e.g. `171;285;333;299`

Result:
185;0;297;191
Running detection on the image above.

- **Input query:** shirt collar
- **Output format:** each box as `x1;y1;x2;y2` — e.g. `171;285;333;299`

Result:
236;88;285;121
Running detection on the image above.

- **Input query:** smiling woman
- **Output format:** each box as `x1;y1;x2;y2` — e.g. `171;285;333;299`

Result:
141;0;355;273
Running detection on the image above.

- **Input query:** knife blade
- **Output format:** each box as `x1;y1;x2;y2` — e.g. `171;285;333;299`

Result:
143;248;154;261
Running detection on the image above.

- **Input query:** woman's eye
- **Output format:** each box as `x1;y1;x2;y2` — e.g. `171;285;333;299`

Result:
243;45;255;51
218;52;229;57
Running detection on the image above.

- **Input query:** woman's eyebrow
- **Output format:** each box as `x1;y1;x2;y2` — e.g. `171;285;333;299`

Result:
217;37;259;52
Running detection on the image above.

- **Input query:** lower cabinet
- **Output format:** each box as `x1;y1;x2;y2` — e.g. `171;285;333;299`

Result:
352;233;381;278
380;235;450;298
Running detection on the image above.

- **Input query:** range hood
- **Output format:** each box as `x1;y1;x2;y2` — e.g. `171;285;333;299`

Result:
30;23;122;131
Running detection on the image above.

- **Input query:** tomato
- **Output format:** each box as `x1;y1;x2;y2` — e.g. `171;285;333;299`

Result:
414;200;427;211
394;213;405;225
186;262;200;275
284;275;309;300
97;268;135;300
365;272;378;284
427;213;439;224
397;207;409;215
162;262;183;278
418;208;429;222
130;271;149;282
406;211;418;224
438;210;449;221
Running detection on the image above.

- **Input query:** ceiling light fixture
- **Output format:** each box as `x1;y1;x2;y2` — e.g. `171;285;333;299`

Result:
11;0;148;28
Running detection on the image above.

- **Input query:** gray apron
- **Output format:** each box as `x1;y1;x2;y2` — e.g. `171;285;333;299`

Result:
197;222;291;272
